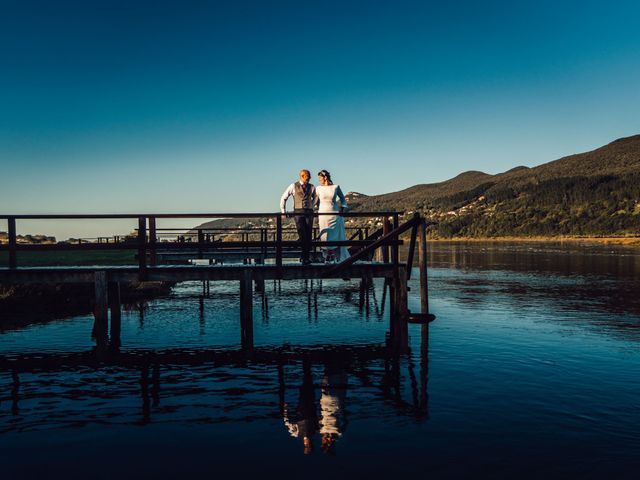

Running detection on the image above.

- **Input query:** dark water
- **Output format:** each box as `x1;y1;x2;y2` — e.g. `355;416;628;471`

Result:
1;242;639;479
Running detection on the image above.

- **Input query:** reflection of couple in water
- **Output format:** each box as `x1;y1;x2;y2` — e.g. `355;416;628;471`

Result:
282;358;348;455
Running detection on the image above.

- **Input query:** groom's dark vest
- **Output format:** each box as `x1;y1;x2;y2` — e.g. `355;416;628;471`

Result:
293;182;314;209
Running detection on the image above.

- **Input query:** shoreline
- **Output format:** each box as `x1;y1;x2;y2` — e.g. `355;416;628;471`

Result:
427;236;640;246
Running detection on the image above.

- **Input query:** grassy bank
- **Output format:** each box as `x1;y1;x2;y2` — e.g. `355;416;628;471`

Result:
0;250;138;267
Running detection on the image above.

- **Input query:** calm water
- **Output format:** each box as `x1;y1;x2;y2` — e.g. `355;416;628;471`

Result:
1;242;640;479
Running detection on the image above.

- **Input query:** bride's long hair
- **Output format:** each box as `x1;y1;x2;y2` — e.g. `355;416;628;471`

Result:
318;170;333;185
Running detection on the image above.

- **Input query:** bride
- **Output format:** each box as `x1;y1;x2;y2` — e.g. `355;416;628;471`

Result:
316;170;349;263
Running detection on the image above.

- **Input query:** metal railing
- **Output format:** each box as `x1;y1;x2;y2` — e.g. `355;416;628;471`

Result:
0;211;408;274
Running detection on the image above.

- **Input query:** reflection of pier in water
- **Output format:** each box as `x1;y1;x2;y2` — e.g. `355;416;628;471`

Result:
136;277;389;328
1;327;430;446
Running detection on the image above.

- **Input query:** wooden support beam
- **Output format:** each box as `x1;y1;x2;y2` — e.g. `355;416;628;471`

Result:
94;271;109;349
406;213;419;281
323;216;419;277
108;282;121;350
240;269;254;351
8;216;17;269
382;217;391;263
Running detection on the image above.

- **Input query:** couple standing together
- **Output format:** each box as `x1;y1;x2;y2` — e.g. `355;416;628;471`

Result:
280;169;349;265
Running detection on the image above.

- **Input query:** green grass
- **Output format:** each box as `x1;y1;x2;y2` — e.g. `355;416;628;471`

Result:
0;250;138;267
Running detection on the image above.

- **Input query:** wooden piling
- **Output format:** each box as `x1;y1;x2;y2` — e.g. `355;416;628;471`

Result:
138;217;147;281
240;269;254;351
94;271;109;348
418;218;429;314
276;215;283;277
8;216;17;269
149;217;157;266
108;282;121;350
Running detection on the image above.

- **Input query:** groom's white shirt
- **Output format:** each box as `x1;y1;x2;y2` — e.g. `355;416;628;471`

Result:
280;182;317;213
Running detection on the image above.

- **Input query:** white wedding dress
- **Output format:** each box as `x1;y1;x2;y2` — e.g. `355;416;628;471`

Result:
317;184;349;262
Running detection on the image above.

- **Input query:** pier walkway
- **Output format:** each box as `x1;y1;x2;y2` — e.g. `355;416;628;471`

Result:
0;211;434;351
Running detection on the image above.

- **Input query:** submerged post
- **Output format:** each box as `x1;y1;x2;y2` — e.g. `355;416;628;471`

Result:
390;265;409;352
240;269;254;351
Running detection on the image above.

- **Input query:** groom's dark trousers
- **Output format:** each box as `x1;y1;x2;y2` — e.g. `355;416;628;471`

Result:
294;208;314;262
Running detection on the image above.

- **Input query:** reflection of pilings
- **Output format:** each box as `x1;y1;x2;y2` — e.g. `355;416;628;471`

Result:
140;363;150;424
240;270;254;351
380;278;388;317
93;271;109;350
419;323;429;418
108;282;121;351
370;281;381;319
261;290;269;324
202;280;210;297
314;292;318;321
199;296;205;335
11;371;19;415
152;363;160;407
138;302;145;328
277;361;285;417
365;279;370;319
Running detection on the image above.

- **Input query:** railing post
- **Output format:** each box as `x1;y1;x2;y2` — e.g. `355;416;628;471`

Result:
149;217;157;266
276;214;283;277
418;217;429;314
138;216;147;280
8;216;17;269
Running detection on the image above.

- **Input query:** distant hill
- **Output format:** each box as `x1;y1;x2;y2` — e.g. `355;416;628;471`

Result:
347;135;640;237
0;232;56;244
193;135;640;238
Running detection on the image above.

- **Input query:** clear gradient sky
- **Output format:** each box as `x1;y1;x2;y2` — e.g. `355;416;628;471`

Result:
1;0;640;239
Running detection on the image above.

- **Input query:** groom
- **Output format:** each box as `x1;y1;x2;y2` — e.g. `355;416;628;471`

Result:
280;169;318;264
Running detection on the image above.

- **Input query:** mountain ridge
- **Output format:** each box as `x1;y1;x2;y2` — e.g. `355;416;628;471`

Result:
194;134;640;238
347;134;640;237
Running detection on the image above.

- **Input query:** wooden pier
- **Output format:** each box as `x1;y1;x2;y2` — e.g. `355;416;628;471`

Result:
0;211;434;351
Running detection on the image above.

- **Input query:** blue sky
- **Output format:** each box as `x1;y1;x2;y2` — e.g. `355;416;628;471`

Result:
1;0;639;238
